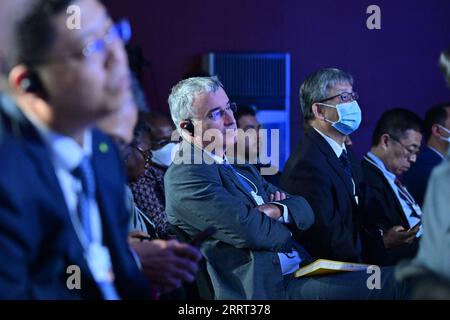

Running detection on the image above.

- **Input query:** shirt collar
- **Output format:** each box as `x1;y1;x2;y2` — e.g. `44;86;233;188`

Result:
21;108;93;171
313;127;346;158
366;151;396;181
427;146;445;159
202;148;226;164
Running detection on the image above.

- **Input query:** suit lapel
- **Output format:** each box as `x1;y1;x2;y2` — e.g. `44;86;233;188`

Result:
19;116;89;272
308;129;355;199
180;141;258;205
363;158;409;226
90;132;123;253
220;165;260;205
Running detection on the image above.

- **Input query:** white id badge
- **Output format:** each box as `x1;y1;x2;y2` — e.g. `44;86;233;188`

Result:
86;243;115;283
251;191;265;205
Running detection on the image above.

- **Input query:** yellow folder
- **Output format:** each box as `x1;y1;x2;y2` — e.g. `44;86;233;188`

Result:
295;259;372;278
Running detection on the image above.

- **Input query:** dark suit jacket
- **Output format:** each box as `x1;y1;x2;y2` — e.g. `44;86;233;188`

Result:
280;128;386;264
402;146;443;207
361;158;419;264
0;96;150;299
164;141;314;300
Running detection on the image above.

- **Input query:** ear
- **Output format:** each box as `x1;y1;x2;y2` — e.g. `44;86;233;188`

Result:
8;64;30;94
179;120;189;131
179;120;194;137
431;123;442;138
380;133;390;149
312;103;326;121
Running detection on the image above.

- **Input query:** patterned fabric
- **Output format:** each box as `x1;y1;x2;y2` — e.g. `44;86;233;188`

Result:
129;164;169;238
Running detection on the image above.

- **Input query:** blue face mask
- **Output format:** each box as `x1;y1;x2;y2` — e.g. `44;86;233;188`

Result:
318;100;362;135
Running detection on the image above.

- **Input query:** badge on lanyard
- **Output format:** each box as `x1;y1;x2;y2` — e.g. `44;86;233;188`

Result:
86;243;115;283
251;191;265;206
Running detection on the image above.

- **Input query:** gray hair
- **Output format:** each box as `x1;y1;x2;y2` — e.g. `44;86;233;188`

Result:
439;48;450;87
168;76;223;129
300;68;354;126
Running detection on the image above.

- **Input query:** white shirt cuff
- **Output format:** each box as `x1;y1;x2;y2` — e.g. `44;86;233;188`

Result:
270;202;289;223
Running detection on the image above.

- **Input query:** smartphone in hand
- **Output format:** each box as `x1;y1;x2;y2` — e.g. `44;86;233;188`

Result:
407;221;422;232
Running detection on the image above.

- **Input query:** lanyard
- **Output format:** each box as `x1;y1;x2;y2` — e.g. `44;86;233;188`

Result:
224;164;265;205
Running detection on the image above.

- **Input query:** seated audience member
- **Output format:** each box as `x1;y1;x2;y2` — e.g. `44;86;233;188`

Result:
129;113;174;238
97;94;157;237
280;68;385;264
396;47;450;299
362;109;423;264
141;111;178;169
97;98;202;296
233;105;281;185
0;0;152;299
402;103;450;206
165;76;410;300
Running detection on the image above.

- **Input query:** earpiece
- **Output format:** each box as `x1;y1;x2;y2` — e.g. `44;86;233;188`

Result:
20;70;46;97
185;119;195;136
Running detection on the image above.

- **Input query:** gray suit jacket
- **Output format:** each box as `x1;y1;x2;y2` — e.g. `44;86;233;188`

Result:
165;141;314;299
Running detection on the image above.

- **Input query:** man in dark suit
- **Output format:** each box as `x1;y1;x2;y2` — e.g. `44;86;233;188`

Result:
362;109;424;264
403;103;450;206
280;68;386;264
0;0;200;299
165;76;410;300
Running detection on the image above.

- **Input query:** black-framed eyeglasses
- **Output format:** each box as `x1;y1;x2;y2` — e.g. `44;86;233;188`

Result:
206;102;238;121
317;92;359;104
389;135;420;157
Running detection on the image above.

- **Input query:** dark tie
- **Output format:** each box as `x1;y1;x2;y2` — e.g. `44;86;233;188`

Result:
339;151;361;256
72;156;96;242
339;150;353;185
394;178;421;220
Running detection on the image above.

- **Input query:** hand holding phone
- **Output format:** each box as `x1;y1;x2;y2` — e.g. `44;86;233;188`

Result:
407;221;422;232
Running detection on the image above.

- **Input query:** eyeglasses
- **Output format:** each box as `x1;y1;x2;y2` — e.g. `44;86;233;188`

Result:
131;143;152;163
389;136;420;157
206;102;237;121
32;19;132;64
82;19;132;58
317;92;359;104
152;139;172;149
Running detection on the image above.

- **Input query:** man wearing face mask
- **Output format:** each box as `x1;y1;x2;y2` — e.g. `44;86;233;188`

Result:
281;68;385;264
402;103;450;206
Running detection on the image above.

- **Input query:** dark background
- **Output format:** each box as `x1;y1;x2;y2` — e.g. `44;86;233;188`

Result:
105;0;450;158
